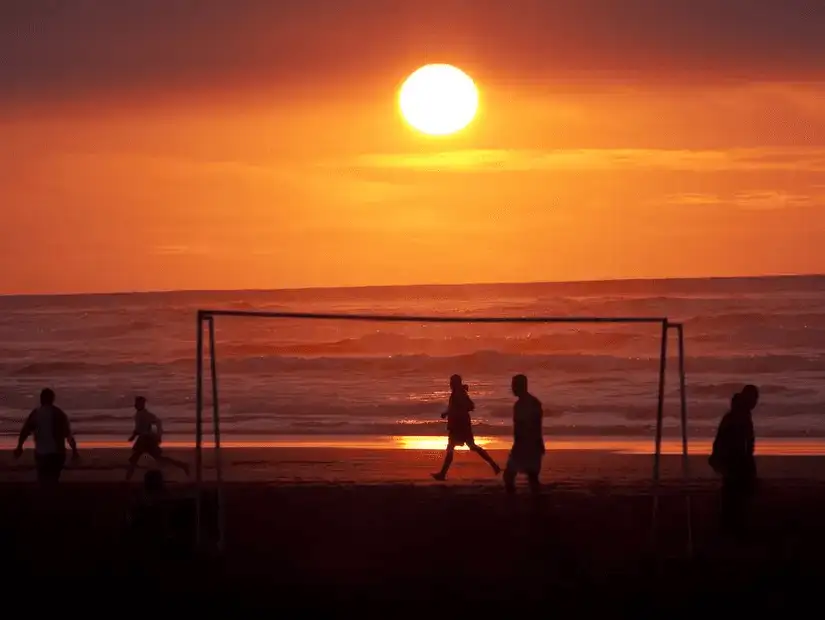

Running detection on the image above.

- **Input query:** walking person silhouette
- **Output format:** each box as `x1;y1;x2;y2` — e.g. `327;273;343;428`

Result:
710;384;759;537
431;375;501;481
503;374;545;494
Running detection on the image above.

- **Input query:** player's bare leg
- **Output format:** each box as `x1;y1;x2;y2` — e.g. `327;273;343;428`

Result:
431;442;457;481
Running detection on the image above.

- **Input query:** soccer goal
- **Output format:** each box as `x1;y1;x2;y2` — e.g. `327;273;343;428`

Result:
193;310;690;554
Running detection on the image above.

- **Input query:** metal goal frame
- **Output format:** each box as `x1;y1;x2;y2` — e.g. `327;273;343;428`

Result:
194;310;691;554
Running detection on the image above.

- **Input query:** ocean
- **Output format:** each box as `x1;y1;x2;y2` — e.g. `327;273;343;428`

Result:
1;276;823;446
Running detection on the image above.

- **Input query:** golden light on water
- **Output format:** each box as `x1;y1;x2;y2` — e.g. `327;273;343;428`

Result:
391;435;499;451
24;437;825;456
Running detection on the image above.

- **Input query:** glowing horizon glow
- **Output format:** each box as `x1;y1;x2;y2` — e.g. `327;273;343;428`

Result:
398;64;479;136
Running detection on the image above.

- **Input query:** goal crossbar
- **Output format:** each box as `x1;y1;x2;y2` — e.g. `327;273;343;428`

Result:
202;309;668;323
194;310;691;556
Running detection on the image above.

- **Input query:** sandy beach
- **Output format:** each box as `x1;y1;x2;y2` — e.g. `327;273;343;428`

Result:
6;438;825;484
5;445;825;608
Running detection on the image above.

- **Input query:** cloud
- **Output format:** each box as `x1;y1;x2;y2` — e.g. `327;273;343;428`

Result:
661;194;722;206
152;245;211;256
351;148;825;173
661;191;825;210
734;191;821;210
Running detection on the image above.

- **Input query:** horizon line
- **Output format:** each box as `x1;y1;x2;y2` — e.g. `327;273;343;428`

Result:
1;271;823;300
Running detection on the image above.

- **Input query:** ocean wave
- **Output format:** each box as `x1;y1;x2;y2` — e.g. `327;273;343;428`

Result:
3;277;825;442
211;351;825;376
687;382;815;398
6;349;825;378
6;361;159;377
216;331;651;358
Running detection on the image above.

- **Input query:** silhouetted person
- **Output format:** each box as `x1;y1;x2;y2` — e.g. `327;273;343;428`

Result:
13;388;79;486
710;385;759;536
431;375;501;481
503;374;545;494
126;396;189;481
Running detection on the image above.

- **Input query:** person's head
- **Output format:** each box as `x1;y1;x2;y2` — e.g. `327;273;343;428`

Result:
449;374;463;391
40;388;55;406
740;384;759;412
730;392;744;412
144;469;164;494
511;374;528;397
135;396;147;410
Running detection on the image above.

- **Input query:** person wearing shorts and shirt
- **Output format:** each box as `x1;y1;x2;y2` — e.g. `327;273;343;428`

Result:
503;375;545;494
431;374;501;481
126;396;189;481
14;388;79;486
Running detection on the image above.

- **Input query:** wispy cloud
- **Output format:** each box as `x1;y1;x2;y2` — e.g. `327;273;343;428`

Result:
734;191;820;210
152;245;211;256
661;190;825;210
351;147;825;173
661;193;722;206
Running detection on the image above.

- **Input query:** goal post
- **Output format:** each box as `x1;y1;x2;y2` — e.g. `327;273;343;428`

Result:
193;310;690;554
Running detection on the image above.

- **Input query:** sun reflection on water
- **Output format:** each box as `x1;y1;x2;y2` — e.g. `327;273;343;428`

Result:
391;435;503;450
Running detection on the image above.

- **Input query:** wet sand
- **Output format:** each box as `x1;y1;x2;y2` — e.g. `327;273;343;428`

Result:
4;442;825;484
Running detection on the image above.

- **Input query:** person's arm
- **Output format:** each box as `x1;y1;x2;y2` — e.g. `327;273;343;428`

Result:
59;409;79;458
710;414;730;473
535;402;545;446
512;403;522;443
14;411;36;457
441;396;452;419
67;431;78;457
151;413;163;443
747;419;756;478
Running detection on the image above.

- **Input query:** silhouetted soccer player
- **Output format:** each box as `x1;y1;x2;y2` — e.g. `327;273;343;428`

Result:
710;384;759;535
431;375;501;481
503;374;545;494
126;396;189;481
13;388;79;486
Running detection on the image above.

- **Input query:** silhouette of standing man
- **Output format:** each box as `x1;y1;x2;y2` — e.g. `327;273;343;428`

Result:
503;374;545;494
13;388;79;486
710;384;759;536
431;375;501;481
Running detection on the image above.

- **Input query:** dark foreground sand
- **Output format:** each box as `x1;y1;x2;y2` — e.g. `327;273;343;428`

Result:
4;447;825;609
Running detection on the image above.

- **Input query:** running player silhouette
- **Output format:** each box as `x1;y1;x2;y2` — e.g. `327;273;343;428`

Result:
126;396;189;481
431;375;501;481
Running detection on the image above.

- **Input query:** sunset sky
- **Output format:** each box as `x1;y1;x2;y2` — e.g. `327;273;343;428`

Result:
2;0;825;294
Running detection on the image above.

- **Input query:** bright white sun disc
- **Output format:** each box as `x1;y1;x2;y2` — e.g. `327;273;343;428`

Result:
399;64;478;136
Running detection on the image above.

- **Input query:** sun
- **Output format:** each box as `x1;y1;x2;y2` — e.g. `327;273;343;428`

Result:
398;64;479;136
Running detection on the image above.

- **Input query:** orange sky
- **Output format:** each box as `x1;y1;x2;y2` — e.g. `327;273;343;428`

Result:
2;0;825;294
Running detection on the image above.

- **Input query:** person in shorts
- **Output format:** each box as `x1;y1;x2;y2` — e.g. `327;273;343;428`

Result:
431;374;501;481
126;396;189;481
13;388;79;486
503;374;545;494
